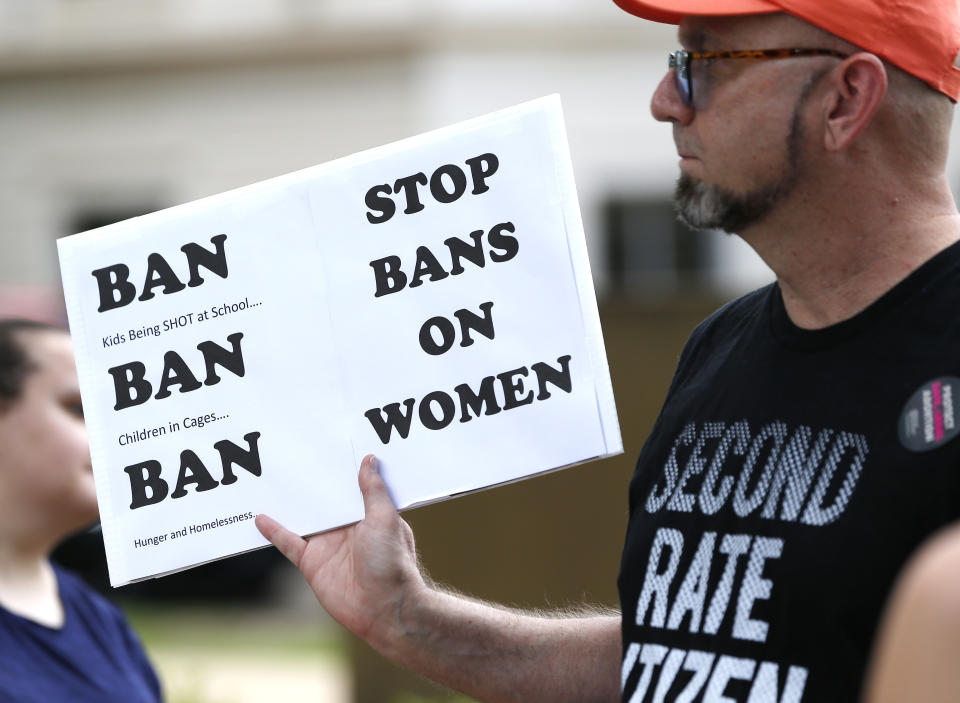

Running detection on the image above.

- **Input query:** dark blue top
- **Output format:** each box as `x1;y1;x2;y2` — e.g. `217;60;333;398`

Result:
0;565;162;703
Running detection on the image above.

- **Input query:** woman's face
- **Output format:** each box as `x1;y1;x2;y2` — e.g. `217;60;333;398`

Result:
0;330;97;538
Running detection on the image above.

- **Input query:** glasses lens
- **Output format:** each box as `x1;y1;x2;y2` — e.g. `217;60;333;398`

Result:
674;51;692;105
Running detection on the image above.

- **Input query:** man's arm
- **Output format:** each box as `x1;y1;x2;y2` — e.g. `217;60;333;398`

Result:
256;454;621;703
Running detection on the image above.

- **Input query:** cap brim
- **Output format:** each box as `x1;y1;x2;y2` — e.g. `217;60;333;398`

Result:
612;0;781;25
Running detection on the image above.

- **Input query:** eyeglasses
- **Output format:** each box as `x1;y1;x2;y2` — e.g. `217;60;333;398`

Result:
668;48;849;106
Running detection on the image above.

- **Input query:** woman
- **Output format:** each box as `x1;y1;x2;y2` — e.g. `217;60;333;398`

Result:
0;318;161;702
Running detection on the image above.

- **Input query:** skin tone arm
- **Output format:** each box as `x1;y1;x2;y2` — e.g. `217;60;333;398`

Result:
255;454;621;703
862;524;960;703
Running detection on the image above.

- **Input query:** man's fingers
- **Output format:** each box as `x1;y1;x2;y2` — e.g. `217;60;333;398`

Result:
256;513;307;568
358;454;398;521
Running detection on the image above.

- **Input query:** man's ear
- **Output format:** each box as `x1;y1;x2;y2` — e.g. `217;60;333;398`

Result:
822;53;888;152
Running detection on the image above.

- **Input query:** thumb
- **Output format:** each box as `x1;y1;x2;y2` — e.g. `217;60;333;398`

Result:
358;454;398;521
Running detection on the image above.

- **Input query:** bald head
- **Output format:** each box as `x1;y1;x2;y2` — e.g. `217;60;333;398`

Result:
678;12;955;174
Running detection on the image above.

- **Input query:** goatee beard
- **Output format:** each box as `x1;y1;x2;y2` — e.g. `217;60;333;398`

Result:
673;171;798;234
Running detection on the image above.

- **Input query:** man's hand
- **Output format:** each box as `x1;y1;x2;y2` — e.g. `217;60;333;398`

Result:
257;453;621;703
255;454;426;646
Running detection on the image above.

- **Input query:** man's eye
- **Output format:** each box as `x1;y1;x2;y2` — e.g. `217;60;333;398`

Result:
64;400;84;419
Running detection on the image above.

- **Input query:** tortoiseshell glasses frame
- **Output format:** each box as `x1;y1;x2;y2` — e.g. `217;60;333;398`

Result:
668;48;849;105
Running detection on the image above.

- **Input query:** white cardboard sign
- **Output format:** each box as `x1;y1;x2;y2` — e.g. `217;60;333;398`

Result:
58;95;622;586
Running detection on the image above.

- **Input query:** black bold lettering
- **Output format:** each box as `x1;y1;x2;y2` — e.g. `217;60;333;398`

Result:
181;234;229;287
419;391;456;430
454;376;502;422
409;246;450;288
197;332;246;386
109;362;153;411
365;184;396;224
453;302;495;347
497;366;534;410
170;451;220;498
394;172;428;215
370;255;408;297
429;164;468;204
365;399;416;443
153;351;203;400
124;460;169;509
419;316;457;356
215;432;263;485
445;230;486;275
137;253;187;302
488;222;519;262
92;264;137;312
466;153;499;194
531;355;572;400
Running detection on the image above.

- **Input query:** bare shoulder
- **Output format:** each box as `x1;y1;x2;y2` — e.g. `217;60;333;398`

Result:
894;524;960;622
863;523;960;703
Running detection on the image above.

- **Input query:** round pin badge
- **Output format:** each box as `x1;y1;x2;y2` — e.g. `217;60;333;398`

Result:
899;376;960;452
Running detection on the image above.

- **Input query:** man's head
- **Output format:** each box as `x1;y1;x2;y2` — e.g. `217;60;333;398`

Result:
620;1;959;235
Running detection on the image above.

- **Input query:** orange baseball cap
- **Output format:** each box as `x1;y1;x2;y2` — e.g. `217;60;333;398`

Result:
612;0;960;100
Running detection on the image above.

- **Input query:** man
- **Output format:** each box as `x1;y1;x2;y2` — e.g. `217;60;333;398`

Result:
257;1;960;701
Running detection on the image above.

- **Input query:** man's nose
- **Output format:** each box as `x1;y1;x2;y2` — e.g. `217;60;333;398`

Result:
651;70;694;125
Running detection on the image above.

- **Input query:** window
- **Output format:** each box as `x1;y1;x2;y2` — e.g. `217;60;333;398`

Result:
605;196;713;298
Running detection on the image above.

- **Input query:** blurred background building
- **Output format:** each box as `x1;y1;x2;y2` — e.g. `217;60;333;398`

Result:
5;1;960;701
0;0;780;311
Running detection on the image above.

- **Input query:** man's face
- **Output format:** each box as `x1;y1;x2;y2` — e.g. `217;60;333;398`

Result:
651;14;836;234
0;330;97;538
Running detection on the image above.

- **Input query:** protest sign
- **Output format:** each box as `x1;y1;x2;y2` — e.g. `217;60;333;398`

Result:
58;95;622;586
